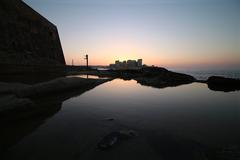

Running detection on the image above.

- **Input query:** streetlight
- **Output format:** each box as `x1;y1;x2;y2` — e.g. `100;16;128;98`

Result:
84;54;88;70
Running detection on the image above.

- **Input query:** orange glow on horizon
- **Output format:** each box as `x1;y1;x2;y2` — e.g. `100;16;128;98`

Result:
65;50;240;70
63;38;240;69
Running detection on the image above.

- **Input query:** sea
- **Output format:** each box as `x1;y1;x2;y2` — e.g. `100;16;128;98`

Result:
171;69;240;80
97;67;240;80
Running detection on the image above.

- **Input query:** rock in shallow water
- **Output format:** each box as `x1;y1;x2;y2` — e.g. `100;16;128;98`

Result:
97;130;137;150
207;76;240;92
104;118;114;121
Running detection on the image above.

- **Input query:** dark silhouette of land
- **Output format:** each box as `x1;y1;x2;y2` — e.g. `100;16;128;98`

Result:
69;67;240;92
206;76;240;92
0;77;111;156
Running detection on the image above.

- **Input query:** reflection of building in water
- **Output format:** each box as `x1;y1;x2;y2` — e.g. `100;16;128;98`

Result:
110;59;143;70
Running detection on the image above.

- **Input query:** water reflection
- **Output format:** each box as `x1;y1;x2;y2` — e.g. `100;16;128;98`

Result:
0;102;62;155
67;74;109;79
2;79;240;160
0;82;104;157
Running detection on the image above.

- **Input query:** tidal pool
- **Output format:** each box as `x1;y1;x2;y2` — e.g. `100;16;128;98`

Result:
2;79;240;160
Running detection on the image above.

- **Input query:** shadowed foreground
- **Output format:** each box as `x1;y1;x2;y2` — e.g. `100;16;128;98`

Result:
0;77;111;155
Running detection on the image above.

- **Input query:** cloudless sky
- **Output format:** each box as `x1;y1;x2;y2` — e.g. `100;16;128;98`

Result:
23;0;240;69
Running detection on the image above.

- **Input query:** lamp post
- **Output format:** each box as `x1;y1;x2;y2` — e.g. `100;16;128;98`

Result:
84;54;88;70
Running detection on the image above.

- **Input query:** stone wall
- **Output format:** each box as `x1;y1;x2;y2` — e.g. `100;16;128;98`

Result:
0;0;65;69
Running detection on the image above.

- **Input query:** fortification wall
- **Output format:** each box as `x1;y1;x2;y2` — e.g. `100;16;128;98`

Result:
0;0;65;69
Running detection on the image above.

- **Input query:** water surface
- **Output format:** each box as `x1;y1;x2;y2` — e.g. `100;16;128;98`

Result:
3;79;240;160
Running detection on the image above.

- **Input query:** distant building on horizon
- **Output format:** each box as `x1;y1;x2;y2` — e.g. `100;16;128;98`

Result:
137;59;142;67
109;59;143;70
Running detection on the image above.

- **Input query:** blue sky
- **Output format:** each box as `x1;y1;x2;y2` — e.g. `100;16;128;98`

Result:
23;0;240;69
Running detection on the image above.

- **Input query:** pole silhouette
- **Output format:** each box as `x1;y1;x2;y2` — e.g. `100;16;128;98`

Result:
85;54;88;70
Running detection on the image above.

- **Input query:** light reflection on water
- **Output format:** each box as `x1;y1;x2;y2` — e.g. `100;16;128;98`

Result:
4;79;240;160
67;74;109;79
70;79;240;144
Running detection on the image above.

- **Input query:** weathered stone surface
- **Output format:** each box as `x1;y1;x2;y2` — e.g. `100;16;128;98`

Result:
0;0;65;73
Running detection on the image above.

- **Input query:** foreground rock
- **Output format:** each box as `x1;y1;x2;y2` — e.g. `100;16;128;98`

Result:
0;77;111;113
16;77;111;98
207;76;240;92
0;95;33;113
98;130;137;150
0;82;30;95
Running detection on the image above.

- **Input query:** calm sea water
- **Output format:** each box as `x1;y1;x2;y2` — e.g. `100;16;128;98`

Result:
172;69;240;80
2;78;240;160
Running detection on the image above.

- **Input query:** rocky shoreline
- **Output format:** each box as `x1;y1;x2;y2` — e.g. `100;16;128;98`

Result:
0;77;112;115
0;77;113;154
0;67;239;157
81;67;196;88
1;67;240;116
82;67;240;91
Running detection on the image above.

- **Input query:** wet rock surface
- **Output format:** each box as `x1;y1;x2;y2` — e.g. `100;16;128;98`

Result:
104;118;115;121
207;76;240;92
207;145;240;160
97;130;137;150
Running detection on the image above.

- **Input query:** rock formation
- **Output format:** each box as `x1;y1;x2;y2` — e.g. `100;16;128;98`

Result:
89;67;196;88
207;76;240;92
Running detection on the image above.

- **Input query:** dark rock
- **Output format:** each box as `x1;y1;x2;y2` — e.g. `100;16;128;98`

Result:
95;67;196;89
135;67;196;88
97;130;137;150
207;145;240;160
118;130;137;140
104;118;114;121
97;132;119;150
207;76;240;92
16;77;111;98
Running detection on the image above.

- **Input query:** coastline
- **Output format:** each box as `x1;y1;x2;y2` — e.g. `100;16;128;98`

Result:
1;68;240;159
0;77;112;115
66;66;240;92
1;66;240;118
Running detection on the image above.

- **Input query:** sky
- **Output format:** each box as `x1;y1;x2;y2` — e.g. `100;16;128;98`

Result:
23;0;240;70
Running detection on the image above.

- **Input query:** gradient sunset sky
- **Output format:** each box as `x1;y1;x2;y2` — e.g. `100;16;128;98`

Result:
23;0;240;69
